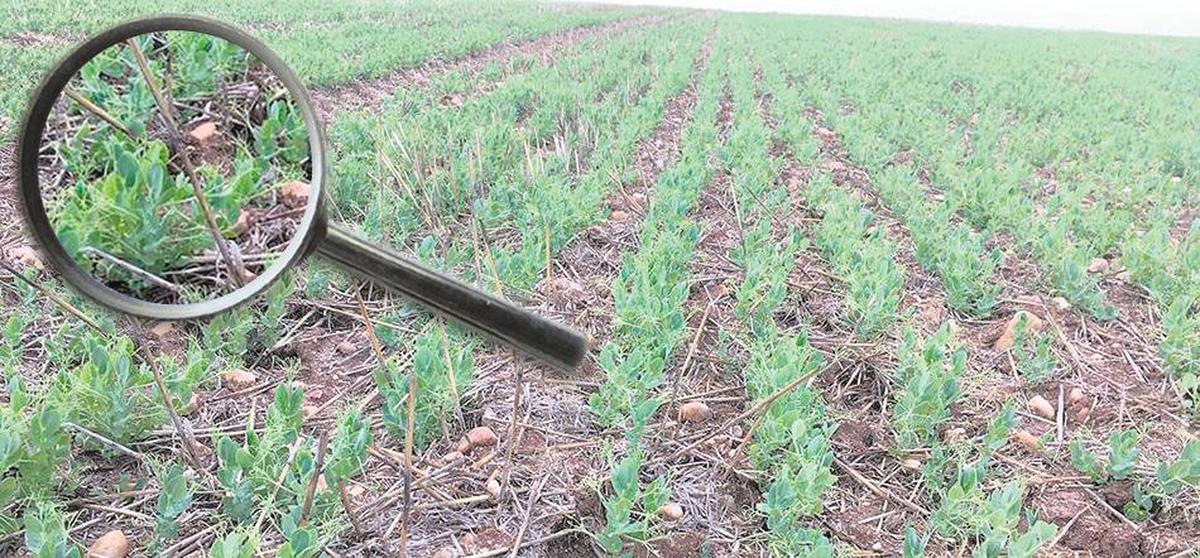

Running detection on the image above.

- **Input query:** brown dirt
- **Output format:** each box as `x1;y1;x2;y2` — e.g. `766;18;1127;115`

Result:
1033;488;1145;557
642;531;707;558
310;15;662;122
2;30;76;48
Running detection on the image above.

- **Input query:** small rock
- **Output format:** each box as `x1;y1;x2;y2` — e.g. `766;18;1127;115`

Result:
8;246;43;271
335;340;357;355
431;547;456;558
87;530;129;558
233;209;254;235
1014;430;1041;452
994;310;1045;351
306;388;325;401
610;210;628;221
1087;258;1109;274
302;404;321;419
1073;405;1091;423
629;192;647;209
1028;395;1055;420
944;427;967;442
280;180;311;208
1051;297;1070;311
900;458;922;470
657;502;684;520
1067;387;1085;407
485;477;501;499
346;483;366;499
148;321;175;338
188;121;218;143
456;437;472;454
442;450;465;464
1115;270;1132;282
551;276;584;295
678;401;712;423
222;369;257;389
466;426;498;448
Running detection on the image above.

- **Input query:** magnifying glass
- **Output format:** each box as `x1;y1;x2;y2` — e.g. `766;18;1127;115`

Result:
15;15;588;370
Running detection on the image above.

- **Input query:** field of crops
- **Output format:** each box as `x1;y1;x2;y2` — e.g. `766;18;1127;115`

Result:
1;1;1199;556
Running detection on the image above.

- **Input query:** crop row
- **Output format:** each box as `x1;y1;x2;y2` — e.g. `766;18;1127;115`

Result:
587;35;721;554
355;23;709;450
721;35;837;555
759;15;1200;415
2;1;645;136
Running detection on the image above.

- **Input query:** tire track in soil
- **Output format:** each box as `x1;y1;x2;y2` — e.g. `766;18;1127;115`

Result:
358;31;715;557
310;15;665;123
801;104;1197;555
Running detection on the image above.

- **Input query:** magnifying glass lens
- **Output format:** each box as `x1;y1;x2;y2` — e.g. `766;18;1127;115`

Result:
38;30;310;304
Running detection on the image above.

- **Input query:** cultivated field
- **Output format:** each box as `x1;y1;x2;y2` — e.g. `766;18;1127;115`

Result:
1;1;1198;556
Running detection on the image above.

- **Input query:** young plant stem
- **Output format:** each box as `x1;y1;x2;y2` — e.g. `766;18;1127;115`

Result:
300;431;330;525
0;261;108;334
500;350;524;504
148;362;210;481
63;87;136;138
126;38;244;289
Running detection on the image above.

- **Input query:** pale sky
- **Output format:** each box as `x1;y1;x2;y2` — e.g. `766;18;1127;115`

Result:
573;0;1200;37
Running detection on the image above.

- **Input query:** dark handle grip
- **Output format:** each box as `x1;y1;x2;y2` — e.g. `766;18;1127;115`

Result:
317;223;588;370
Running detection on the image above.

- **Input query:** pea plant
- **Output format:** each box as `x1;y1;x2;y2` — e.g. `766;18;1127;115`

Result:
807;174;904;337
1011;314;1057;386
376;327;474;451
874;162;1002;318
891;323;965;451
726;59;837;555
592;39;721;553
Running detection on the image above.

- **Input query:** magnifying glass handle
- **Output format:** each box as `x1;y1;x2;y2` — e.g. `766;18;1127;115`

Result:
317;223;589;370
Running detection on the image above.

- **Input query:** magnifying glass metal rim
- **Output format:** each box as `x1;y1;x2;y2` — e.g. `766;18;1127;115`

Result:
15;14;326;321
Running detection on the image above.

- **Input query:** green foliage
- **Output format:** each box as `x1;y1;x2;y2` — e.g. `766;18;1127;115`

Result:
0;380;70;504
1070;437;1106;483
891;324;964;450
259;272;296;349
596;446;669;554
50;138;264;287
808;175;904;337
326;409;374;485
277;528;319;558
209;530;259;558
1158;440;1200;495
48;334;161;446
155;463;193;541
1012;314;1057;386
1106;429;1141;481
903;525;929;558
214;384;306;523
930;458;989;538
255;100;310;168
377;327;474;451
876;167;1001;317
23;502;82;558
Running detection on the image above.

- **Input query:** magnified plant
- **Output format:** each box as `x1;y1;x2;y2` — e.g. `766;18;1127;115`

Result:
39;30;311;303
